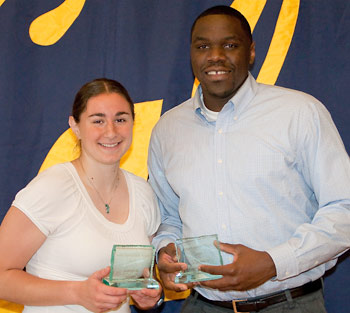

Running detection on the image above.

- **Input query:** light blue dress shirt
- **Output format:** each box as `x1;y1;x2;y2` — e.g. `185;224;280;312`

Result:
148;73;350;300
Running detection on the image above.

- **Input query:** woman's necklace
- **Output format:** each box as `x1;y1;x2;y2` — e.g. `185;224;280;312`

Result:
79;160;120;214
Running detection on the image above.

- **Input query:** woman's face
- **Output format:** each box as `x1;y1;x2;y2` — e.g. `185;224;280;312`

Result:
69;92;133;166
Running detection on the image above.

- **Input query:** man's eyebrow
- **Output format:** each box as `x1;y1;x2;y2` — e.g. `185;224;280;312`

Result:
192;36;208;41
192;35;243;42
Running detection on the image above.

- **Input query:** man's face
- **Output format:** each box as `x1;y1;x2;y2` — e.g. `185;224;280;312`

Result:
191;14;255;111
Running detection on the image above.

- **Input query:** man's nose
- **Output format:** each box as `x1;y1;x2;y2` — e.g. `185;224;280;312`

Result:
208;46;226;62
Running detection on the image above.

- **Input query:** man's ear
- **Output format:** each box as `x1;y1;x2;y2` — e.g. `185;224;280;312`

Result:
68;116;80;139
249;41;256;67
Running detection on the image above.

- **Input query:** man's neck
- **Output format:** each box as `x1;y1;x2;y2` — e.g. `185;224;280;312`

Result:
203;94;233;112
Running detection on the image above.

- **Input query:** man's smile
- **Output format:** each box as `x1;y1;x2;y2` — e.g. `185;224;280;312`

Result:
206;70;230;75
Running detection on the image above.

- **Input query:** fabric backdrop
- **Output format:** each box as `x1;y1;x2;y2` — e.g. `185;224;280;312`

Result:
0;1;349;312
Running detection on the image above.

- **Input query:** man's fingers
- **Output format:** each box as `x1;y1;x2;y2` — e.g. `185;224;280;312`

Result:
216;241;238;255
199;275;241;291
158;261;187;273
104;285;128;296
158;271;190;291
199;263;232;275
185;281;199;289
199;277;228;290
170;282;190;292
161;278;189;291
129;288;160;297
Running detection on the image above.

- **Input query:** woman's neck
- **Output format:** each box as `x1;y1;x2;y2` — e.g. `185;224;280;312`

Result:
74;157;120;189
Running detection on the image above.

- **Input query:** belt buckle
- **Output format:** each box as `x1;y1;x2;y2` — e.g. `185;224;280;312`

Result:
232;299;249;313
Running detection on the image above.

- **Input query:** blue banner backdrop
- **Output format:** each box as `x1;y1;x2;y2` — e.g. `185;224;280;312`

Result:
0;1;349;312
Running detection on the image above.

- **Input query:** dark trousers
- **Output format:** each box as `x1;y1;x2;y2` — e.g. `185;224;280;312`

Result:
180;289;327;313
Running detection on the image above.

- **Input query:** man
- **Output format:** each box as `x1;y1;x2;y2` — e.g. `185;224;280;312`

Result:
148;5;350;313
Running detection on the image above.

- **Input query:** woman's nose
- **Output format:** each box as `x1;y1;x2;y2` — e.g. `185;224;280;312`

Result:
105;121;117;137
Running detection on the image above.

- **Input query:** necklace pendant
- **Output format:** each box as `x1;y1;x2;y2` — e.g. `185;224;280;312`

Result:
105;204;110;214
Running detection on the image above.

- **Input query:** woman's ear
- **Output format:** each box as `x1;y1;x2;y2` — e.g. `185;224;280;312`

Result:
68;116;80;139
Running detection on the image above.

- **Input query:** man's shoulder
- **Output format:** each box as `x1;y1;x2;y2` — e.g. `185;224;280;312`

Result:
255;82;328;122
154;97;194;130
258;82;319;104
150;97;196;144
160;97;193;119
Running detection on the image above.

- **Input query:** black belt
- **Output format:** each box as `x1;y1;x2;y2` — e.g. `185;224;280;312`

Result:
192;278;323;312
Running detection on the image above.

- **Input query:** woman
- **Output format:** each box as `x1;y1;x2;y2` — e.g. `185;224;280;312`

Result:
0;78;162;312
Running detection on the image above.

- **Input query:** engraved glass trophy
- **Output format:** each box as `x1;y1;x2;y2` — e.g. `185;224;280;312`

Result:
175;234;223;284
103;244;159;290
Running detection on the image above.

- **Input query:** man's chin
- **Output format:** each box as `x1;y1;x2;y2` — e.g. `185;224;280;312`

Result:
207;87;237;100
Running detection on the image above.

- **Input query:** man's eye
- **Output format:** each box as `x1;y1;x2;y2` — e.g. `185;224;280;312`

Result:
116;118;126;123
224;43;238;49
197;44;209;50
93;120;103;124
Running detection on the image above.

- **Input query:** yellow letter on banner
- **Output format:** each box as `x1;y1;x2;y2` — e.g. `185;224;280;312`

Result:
257;0;300;85
29;0;85;46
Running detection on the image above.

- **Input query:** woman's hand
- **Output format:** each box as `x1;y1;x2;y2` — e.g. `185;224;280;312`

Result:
76;266;128;313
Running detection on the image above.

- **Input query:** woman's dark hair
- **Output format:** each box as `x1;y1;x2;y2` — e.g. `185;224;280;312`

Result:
191;5;253;43
72;78;135;122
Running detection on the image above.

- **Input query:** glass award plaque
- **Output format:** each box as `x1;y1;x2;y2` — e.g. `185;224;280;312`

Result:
174;234;223;284
103;244;159;290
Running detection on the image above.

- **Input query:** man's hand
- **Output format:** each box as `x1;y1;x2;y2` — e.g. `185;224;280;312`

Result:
157;243;192;292
129;287;162;310
199;243;277;291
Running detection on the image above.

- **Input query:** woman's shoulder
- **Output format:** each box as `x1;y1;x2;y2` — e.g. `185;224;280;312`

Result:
123;170;149;188
123;170;160;235
122;170;155;201
12;162;82;236
15;162;79;206
34;162;75;184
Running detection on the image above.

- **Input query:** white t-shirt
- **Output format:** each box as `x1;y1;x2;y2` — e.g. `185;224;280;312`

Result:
13;162;160;313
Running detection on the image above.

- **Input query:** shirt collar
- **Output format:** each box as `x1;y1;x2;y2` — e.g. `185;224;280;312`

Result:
193;72;258;120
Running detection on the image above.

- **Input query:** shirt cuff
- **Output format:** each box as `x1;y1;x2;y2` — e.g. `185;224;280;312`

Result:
152;237;176;263
266;242;299;280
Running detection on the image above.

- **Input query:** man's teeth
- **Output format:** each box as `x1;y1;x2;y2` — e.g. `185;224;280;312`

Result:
207;71;228;75
101;143;118;148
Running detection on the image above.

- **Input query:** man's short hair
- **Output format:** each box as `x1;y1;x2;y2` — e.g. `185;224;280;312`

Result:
191;5;253;43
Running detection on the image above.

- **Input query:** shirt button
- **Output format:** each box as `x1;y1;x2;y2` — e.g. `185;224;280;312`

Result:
218;129;223;134
218;159;222;164
222;224;227;229
218;191;223;196
233;116;238;120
